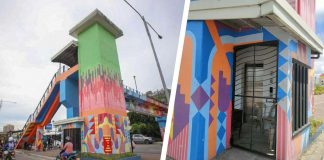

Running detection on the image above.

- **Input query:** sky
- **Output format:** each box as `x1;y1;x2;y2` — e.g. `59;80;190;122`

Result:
316;0;324;74
0;0;185;131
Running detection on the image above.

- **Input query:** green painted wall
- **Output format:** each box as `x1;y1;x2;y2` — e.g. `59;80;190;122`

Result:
78;23;121;78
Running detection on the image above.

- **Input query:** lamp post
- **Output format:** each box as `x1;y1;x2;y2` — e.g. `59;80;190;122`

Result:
133;75;138;91
123;0;170;103
0;99;16;111
52;120;56;147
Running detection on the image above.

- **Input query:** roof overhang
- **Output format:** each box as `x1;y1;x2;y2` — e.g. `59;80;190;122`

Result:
69;9;123;38
189;0;324;54
51;40;78;67
53;117;84;127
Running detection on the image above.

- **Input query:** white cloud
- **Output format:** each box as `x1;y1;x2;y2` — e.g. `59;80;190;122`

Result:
317;0;324;13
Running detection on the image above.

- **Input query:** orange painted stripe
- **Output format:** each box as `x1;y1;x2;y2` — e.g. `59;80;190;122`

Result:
41;93;60;126
57;65;78;82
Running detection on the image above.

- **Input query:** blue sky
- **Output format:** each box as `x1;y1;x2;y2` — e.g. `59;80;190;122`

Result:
0;0;185;130
315;0;324;74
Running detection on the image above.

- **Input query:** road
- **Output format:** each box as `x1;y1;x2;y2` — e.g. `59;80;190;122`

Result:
15;150;52;160
314;94;324;121
134;142;162;160
14;143;162;160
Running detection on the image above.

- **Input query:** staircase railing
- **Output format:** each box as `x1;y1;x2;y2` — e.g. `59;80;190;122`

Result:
19;65;69;138
123;85;167;108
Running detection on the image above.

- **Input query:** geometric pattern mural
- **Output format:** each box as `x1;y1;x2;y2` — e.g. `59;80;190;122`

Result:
167;20;314;160
78;23;131;155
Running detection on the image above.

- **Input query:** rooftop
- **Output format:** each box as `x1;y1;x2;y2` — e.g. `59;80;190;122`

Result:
188;0;324;54
69;9;123;38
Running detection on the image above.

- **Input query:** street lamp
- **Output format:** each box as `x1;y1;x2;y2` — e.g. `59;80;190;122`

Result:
0;99;16;111
123;0;170;103
52;120;56;147
133;75;138;91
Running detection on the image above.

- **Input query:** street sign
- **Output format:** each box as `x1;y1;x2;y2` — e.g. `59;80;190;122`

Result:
45;123;52;130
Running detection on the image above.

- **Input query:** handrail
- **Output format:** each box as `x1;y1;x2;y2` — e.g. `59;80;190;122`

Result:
123;85;168;107
19;65;70;138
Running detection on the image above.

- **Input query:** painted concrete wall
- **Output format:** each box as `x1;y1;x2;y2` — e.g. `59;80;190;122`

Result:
285;38;314;159
156;116;167;140
78;23;131;154
36;126;43;151
167;20;314;160
60;76;79;118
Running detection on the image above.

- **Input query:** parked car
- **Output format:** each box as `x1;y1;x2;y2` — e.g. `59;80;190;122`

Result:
132;134;153;144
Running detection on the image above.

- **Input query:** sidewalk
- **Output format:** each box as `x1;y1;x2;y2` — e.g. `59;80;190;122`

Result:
300;132;324;160
216;148;271;160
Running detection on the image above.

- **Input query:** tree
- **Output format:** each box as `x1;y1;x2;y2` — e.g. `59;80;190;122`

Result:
127;112;161;139
146;88;171;105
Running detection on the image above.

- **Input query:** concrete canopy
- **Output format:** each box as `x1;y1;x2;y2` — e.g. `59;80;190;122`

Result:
189;0;324;54
51;40;78;67
69;9;123;38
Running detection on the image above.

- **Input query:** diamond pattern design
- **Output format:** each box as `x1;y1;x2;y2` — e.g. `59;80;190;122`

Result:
218;112;226;123
217;125;225;139
191;86;209;110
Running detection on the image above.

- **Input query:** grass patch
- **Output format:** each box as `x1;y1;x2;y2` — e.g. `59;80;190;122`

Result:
314;85;324;95
79;152;136;160
310;119;323;136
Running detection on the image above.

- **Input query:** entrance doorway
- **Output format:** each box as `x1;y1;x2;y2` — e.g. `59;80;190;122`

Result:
63;128;81;151
231;41;278;157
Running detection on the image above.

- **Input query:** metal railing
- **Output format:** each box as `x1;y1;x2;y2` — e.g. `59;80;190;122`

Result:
123;85;167;108
19;65;70;138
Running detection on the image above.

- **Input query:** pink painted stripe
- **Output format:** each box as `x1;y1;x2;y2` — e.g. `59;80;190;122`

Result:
167;124;188;159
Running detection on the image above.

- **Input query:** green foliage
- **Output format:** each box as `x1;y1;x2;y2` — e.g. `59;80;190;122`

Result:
79;152;136;160
314;85;324;95
127;112;161;140
146;88;171;105
310;119;323;135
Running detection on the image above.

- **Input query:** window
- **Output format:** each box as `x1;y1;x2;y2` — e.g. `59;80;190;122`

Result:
292;60;308;134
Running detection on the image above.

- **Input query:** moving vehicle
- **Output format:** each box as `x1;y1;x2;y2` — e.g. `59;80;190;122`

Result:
3;149;15;160
55;150;78;160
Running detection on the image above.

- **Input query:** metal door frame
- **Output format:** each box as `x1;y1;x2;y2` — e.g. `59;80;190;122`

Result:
231;41;279;158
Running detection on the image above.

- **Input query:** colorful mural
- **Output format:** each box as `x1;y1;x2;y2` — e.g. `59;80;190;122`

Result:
167;20;314;160
36;127;43;151
124;86;168;117
284;38;314;160
78;23;131;154
125;101;167;117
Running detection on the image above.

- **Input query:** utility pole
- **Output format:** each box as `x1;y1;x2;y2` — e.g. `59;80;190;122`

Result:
133;75;138;91
123;0;170;103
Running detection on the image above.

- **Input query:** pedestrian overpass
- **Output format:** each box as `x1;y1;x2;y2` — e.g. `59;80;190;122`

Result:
16;10;167;154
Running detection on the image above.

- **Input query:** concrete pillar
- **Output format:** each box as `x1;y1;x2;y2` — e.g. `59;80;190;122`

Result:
35;126;44;151
155;116;166;140
70;9;131;154
60;76;79;118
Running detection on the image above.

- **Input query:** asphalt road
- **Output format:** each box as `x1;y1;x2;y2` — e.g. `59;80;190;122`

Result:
14;143;162;160
134;142;162;160
15;150;52;160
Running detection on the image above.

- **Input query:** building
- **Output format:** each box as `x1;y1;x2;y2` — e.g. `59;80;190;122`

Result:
167;0;323;160
3;124;14;133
